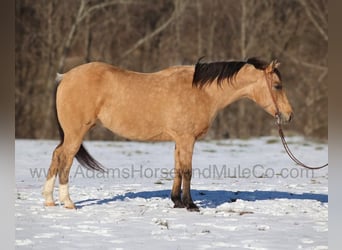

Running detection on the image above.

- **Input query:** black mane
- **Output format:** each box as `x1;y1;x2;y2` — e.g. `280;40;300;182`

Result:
192;57;281;88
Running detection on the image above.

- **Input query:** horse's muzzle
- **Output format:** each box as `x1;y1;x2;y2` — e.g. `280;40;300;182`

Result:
276;112;293;124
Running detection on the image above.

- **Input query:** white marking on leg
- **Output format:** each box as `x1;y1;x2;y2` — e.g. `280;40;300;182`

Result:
42;176;56;206
59;183;75;209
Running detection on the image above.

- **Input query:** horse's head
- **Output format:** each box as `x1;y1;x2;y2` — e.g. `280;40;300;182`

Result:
246;59;293;124
192;57;293;124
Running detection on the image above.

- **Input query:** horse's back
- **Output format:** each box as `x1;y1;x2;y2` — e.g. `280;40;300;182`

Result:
62;62;193;86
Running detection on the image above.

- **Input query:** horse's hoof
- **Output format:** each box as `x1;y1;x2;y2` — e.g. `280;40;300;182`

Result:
186;203;200;212
173;201;185;208
44;202;56;207
64;203;76;209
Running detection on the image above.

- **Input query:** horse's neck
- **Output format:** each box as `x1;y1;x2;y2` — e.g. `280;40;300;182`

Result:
205;79;251;112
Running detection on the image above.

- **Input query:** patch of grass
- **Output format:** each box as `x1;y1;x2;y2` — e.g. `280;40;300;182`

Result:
122;150;148;156
215;141;232;147
238;136;252;140
266;138;279;144
202;149;217;153
310;179;321;184
230;149;244;153
239;211;254;216
134;150;147;154
105;143;124;148
224;209;254;216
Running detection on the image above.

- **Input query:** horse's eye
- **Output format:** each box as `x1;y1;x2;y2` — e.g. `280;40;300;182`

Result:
274;84;283;90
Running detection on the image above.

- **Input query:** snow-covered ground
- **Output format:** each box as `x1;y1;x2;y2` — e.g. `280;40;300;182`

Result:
15;136;328;250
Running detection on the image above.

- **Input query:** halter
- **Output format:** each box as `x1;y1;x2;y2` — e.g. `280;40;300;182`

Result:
264;70;328;170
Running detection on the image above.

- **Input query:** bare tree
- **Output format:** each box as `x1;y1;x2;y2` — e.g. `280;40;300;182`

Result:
15;0;328;140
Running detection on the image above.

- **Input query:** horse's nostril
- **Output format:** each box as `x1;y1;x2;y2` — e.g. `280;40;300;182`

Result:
288;113;293;122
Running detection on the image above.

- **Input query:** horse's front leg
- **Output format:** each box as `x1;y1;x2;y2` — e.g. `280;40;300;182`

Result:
181;168;199;211
171;137;199;211
171;144;184;208
42;147;60;206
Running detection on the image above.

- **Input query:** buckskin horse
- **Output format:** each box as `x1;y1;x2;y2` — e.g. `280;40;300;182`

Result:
42;58;293;211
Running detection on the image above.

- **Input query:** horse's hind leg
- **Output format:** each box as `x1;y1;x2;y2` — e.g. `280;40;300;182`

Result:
43;127;89;208
42;146;62;206
57;148;76;207
57;134;87;209
42;140;79;208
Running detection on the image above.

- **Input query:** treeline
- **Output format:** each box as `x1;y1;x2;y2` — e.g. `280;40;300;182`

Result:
15;0;328;140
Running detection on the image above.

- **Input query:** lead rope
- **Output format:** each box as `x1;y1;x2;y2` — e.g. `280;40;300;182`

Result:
277;122;328;170
264;71;328;170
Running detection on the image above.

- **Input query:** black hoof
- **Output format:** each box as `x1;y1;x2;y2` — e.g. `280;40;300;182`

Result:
173;200;185;208
186;203;200;212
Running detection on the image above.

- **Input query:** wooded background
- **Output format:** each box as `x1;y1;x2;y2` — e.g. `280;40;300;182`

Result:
15;0;328;141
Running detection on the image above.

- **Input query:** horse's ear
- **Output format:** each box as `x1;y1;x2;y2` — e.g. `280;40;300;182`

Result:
265;60;280;73
272;60;281;69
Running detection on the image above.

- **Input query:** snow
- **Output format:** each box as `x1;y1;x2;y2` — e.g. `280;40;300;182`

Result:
15;136;328;249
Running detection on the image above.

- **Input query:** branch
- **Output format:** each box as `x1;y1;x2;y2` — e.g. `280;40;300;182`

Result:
58;0;134;71
240;0;247;59
196;0;202;56
57;0;86;71
298;0;328;41
273;44;327;82
119;1;188;59
79;0;135;23
310;0;328;29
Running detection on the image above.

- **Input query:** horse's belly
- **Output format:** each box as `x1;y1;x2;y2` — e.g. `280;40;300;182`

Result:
109;126;173;142
98;113;172;141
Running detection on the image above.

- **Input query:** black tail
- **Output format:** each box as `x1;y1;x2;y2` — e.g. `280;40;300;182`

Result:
54;73;106;173
75;145;106;172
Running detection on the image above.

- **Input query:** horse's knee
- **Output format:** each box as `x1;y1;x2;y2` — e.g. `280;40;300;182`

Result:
181;168;192;179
